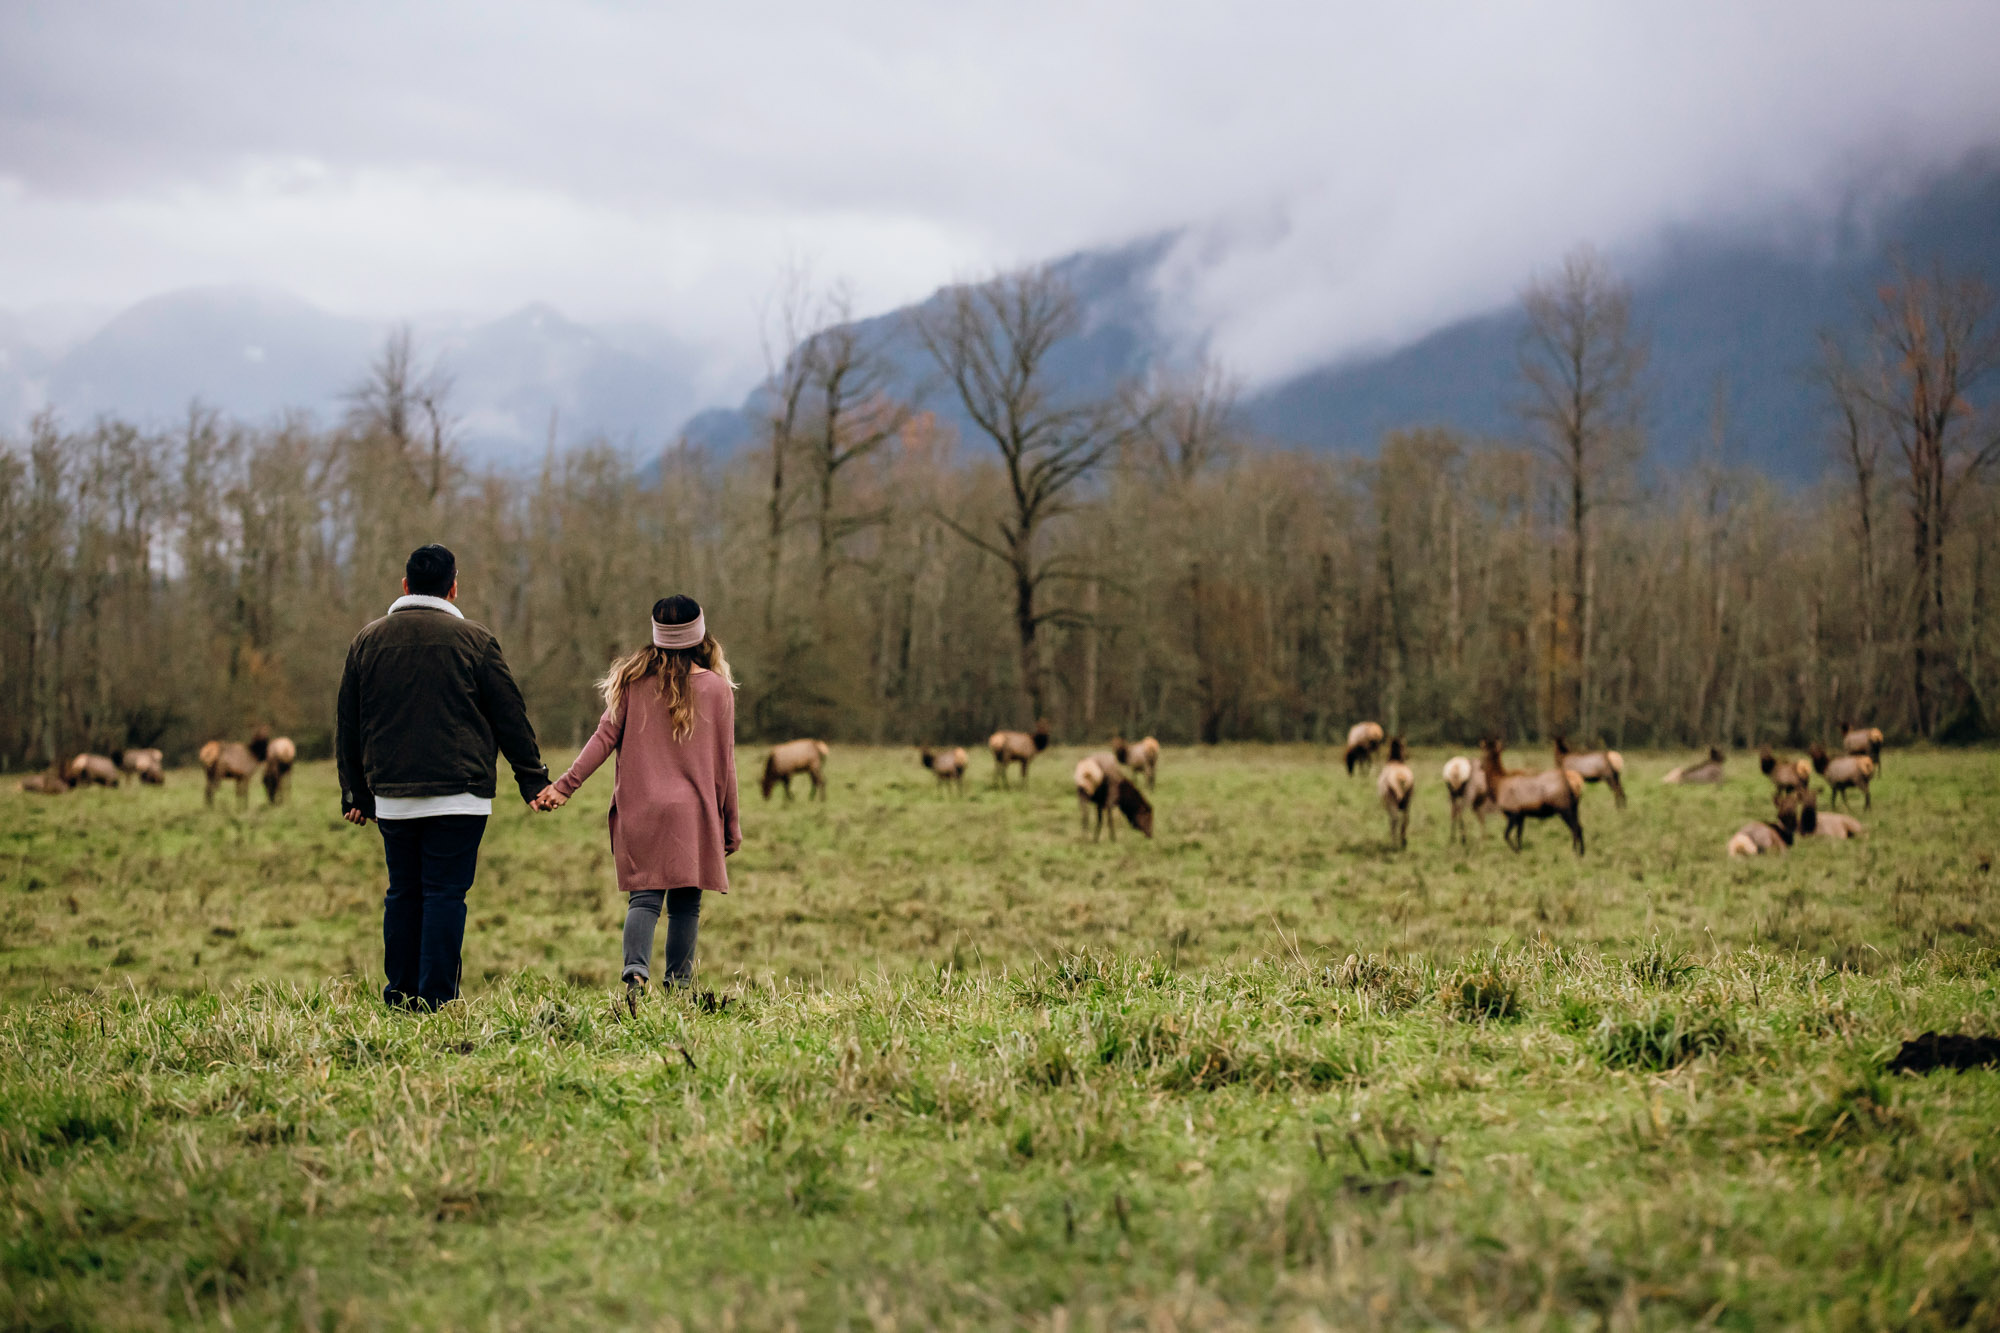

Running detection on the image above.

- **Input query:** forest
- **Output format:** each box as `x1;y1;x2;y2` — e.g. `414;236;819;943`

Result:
2;250;1995;770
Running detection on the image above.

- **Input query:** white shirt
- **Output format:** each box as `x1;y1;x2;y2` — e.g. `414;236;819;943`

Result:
371;593;495;821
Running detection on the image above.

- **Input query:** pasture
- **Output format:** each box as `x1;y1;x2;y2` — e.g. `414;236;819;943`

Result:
3;744;1998;1329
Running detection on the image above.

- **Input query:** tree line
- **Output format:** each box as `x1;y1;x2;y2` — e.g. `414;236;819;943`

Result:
2;250;1995;771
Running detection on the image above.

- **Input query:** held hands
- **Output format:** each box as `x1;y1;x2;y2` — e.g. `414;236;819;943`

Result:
531;787;569;812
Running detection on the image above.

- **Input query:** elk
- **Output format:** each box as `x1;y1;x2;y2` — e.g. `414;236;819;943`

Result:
1799;790;1865;840
1808;743;1875;811
1113;735;1161;789
1073;752;1154;841
1480;738;1585;855
1343;721;1385;776
761;740;828;801
18;769;71;795
920;746;969;795
119;748;165;785
1663;747;1727;784
1376;737;1415;849
1759;746;1811;797
1441;755;1490;845
257;736;297;804
1554;735;1626;809
988;720;1050;788
200;740;258;808
64;754;121;788
1727;794;1799;857
1841;721;1884;770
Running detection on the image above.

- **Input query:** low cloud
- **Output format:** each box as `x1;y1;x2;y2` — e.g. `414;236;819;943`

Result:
4;1;1998;388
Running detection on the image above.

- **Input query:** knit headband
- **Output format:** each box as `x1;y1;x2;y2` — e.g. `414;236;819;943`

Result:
652;613;705;650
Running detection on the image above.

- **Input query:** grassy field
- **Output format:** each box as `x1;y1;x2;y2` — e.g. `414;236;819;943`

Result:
2;744;1997;1329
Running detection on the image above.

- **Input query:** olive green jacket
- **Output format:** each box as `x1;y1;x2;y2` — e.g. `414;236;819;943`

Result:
335;596;549;819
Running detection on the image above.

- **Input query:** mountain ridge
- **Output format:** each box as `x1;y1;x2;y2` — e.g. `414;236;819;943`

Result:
7;153;1998;481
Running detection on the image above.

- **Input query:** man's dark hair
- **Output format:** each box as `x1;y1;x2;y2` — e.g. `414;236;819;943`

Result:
406;545;457;597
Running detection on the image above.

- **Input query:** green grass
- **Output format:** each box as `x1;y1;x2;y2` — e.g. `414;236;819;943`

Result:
2;745;1997;1328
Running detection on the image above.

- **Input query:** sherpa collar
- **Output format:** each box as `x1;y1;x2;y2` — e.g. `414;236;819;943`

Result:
388;594;464;619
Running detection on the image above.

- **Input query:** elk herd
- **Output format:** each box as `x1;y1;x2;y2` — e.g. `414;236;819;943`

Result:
17;725;295;809
719;715;1899;861
18;705;1897;865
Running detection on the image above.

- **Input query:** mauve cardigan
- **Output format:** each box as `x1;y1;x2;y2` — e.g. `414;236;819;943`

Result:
550;669;741;893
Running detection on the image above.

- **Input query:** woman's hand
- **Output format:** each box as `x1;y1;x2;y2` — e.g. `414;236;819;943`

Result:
532;787;569;811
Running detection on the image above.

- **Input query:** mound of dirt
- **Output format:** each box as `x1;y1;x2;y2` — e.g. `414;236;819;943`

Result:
1885;1032;2000;1074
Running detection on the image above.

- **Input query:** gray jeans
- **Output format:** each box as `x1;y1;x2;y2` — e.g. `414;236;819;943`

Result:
622;887;702;985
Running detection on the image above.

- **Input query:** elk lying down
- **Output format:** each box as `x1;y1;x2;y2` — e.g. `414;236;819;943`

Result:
1376;737;1415;849
119;748;165;785
200;740;258;808
762;739;828;801
1441;755;1490;845
1344;722;1385;776
1809;743;1874;811
65;754;121;788
1759;746;1811;796
1841;722;1884;770
989;720;1050;788
1113;735;1160;789
920;746;969;795
1728;795;1798;857
1481;738;1585;855
1799;790;1864;840
19;769;70;795
1663;747;1727;784
1074;752;1154;840
1554;735;1626;809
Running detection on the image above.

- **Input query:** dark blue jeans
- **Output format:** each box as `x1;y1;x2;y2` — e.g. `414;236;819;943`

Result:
378;815;487;1009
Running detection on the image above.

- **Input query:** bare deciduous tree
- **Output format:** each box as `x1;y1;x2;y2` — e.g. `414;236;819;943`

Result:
803;296;910;598
1855;266;2000;734
1818;333;1887;711
1519;246;1647;736
920;267;1127;720
345;325;458;503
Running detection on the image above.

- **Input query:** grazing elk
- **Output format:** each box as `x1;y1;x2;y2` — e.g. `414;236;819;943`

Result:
1073;752;1154;841
920;746;969;795
258;736;297;804
1441;755;1490;845
1759;746;1812;797
19;768;71;794
1808;742;1875;811
64;754;122;788
761;739;829;801
1480;738;1585;856
200;740;259;807
1344;721;1385;776
1554;735;1627;809
1663;747;1727;784
1727;794;1799;857
1799;790;1865;840
988;720;1051;788
1376;737;1415;849
1841;721;1884;770
119;748;165;785
1113;735;1161;789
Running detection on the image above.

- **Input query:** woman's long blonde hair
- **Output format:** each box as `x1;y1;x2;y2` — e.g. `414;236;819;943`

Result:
597;596;735;740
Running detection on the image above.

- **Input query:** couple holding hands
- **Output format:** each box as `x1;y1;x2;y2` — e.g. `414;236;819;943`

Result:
337;544;740;1011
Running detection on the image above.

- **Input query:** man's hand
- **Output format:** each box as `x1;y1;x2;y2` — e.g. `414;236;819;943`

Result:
531;788;568;811
343;809;369;826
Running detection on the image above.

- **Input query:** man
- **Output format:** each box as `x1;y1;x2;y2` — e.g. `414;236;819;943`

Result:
336;544;550;1009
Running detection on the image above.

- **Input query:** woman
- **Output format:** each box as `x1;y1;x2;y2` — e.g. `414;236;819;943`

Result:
534;595;740;994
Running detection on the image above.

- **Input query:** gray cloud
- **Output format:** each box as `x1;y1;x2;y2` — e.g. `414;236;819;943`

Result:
4;0;1999;388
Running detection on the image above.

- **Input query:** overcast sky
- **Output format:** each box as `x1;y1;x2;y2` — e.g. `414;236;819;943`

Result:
4;0;1999;387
